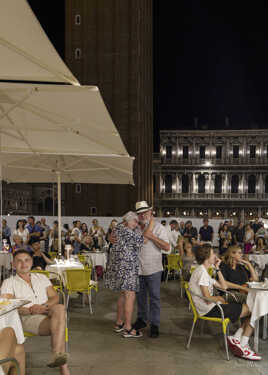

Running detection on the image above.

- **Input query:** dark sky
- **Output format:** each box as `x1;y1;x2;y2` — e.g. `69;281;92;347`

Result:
28;1;268;152
154;1;268;131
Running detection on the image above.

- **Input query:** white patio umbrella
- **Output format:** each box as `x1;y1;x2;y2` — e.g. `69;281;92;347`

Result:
0;0;79;85
0;82;134;253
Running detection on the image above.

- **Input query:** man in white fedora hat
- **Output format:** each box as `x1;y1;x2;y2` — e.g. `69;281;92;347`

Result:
133;201;170;338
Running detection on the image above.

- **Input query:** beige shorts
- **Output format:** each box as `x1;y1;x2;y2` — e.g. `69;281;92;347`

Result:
21;314;47;335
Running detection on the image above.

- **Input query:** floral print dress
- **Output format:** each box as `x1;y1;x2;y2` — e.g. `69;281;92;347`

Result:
105;224;144;292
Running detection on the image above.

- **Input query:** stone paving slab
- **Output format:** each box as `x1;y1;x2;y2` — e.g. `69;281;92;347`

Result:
24;281;268;375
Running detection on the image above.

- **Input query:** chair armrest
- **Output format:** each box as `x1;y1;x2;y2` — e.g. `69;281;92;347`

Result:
189;288;226;320
214;287;239;303
0;357;20;374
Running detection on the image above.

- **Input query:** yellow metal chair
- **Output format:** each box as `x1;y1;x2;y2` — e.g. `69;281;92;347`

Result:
165;254;181;282
30;269;63;292
64;268;96;314
184;282;230;360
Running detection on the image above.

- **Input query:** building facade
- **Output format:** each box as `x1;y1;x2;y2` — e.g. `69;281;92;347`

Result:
153;129;268;221
64;0;153;216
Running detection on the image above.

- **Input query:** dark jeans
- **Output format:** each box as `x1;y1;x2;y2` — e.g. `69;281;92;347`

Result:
136;271;162;327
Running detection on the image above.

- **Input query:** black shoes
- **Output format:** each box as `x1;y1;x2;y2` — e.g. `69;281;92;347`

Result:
133;319;159;338
132;318;147;330
150;324;159;338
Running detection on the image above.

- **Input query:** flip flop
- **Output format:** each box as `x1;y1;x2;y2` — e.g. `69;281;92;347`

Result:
114;323;124;333
122;329;143;338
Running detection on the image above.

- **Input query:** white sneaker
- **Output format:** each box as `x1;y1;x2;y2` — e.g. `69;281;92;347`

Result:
241;345;262;361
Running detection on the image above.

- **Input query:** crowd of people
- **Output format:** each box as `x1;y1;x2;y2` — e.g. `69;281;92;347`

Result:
1;209;268;373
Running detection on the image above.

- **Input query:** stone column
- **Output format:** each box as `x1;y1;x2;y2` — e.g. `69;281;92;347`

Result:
177;174;182;193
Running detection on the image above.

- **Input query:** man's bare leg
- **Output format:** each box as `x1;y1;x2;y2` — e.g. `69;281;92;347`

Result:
39;304;70;374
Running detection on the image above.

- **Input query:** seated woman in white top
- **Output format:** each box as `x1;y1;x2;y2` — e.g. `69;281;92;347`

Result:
189;244;261;361
0;327;25;375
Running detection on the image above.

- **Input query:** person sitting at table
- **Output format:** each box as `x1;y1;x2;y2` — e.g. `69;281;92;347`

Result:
0;327;25;375
89;219;105;250
219;238;229;257
219;245;258;303
12;235;32;255
1;249;70;374
178;241;196;281
30;239;53;270
79;235;94;252
189;244;261;361
244;224;255;255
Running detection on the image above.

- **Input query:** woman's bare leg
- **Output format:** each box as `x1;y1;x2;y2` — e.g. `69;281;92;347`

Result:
116;292;125;325
124;291;136;331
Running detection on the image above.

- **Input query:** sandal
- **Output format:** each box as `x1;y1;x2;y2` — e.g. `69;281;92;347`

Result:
122;328;143;338
114;323;124;333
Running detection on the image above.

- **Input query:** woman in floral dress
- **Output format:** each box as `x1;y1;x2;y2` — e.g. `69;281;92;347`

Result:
105;211;152;338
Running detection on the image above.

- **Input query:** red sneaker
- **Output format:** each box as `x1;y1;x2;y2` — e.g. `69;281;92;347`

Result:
227;336;243;357
241;345;262;361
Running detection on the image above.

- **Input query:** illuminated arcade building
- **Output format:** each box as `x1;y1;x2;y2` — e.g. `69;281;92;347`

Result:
153;129;268;221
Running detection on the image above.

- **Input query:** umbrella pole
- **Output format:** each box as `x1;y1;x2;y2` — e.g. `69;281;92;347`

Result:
56;172;62;257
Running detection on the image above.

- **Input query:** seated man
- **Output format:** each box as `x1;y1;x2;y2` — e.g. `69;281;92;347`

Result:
1;250;70;375
0;327;25;375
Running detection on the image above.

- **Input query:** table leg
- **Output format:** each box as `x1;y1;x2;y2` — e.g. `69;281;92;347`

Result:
254;319;260;353
263;314;268;340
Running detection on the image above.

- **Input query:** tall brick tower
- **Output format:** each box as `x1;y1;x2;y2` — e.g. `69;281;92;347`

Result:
64;0;153;216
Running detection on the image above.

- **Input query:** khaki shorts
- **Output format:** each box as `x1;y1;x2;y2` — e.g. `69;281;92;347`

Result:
21;314;47;335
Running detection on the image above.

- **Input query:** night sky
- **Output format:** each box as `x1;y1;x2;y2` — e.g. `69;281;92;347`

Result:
28;1;268;152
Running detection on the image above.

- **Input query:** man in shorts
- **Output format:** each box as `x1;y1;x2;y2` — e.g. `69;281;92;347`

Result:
1;250;70;375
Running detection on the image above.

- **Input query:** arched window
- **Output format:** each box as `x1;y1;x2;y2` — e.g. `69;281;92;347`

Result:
181;174;189;193
248;175;256;194
198;174;205;194
165;175;172;194
265;176;268;194
214;174;222;194
231;175;239;194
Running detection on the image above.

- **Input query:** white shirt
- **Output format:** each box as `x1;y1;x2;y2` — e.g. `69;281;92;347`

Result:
139;222;170;276
189;265;217;316
13;228;29;244
1;273;52;308
167;228;180;249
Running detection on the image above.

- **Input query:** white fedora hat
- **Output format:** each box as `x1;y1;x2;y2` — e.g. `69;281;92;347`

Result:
135;201;152;214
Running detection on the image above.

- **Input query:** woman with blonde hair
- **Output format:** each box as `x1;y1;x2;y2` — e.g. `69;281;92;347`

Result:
219;245;258;303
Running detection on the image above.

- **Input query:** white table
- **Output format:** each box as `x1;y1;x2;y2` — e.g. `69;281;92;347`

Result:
82;252;107;270
249;254;268;271
0;299;28;345
246;288;268;352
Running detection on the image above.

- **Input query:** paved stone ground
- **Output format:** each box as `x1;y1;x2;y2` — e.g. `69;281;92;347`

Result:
25;280;268;375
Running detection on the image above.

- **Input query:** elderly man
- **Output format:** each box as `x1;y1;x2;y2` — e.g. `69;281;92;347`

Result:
133;201;170;338
1;250;70;375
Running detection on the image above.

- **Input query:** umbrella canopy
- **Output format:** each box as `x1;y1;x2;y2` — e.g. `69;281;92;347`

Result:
0;82;133;176
0;82;134;253
0;0;79;85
